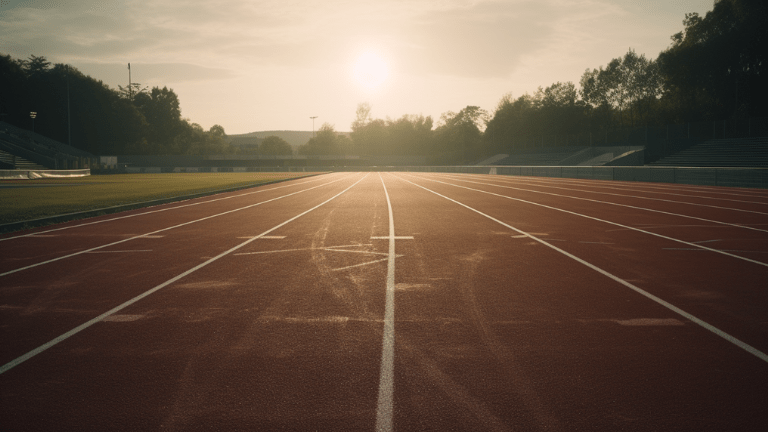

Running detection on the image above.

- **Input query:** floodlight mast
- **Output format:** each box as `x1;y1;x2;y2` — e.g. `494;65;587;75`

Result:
310;116;318;138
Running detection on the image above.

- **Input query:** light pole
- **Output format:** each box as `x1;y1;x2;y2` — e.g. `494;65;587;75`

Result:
30;112;37;133
310;116;318;138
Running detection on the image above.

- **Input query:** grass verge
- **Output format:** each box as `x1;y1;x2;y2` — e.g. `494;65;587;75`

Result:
0;172;324;228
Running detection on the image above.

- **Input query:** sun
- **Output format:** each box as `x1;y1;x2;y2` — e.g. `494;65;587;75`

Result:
353;51;389;91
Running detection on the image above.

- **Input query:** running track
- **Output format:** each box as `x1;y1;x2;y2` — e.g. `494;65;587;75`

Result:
1;172;767;431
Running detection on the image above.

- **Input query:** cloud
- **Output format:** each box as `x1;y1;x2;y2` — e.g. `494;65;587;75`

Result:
75;62;234;87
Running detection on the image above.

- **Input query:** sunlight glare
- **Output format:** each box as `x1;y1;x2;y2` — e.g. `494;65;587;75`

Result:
353;51;389;91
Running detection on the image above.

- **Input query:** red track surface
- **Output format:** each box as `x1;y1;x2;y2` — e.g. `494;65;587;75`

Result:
1;172;767;431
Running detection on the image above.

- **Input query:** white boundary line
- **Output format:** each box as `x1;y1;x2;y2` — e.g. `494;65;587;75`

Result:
395;174;768;364
0;176;349;278
0;174;333;242
451;173;768;215
0;173;368;375
375;173;397;432
498;173;768;199
491;174;768;206
405;174;768;268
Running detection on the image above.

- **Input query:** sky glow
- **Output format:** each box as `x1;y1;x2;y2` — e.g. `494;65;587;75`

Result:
0;0;715;134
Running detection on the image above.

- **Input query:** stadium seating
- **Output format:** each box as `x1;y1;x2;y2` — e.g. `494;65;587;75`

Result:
650;137;768;167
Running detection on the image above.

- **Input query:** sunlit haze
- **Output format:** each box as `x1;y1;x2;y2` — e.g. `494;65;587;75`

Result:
1;0;715;134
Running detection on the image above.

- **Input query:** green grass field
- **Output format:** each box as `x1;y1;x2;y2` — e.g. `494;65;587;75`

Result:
0;172;323;225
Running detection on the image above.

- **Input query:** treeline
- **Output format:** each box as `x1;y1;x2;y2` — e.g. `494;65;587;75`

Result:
1;0;765;160
307;0;766;162
0;54;238;156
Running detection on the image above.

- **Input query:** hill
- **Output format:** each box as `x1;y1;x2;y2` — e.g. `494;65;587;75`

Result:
228;130;350;152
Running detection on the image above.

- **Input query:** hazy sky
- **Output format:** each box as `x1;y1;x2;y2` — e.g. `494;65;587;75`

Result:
1;0;715;134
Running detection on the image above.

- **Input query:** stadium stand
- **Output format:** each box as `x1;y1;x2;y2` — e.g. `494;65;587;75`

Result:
650;137;768;167
0;121;96;169
487;146;644;166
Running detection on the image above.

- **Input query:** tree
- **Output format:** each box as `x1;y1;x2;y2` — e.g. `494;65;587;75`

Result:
208;124;226;138
299;123;348;155
260;135;293;155
133;86;182;149
658;0;768;119
434;106;487;162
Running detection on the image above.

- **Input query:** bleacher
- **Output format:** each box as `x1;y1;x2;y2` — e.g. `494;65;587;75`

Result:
650;137;768;167
494;147;587;166
0;121;95;169
0;149;48;170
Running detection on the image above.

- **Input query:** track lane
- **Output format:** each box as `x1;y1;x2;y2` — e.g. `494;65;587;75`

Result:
0;174;347;272
0;174;350;275
0;174;365;366
399;173;768;354
482;174;768;200
383;173;768;431
462;173;768;210
435;173;768;230
1;173;393;431
2;172;767;431
421;173;768;261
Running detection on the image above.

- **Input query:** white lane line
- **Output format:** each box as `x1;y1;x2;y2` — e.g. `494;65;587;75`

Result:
405;174;768;268
693;239;722;244
371;236;414;240
0;175;333;242
324;243;372;249
663;248;768;254
236;236;286;239
434;173;768;233
234;247;388;256
0;174;368;375
476;173;768;206
85;250;153;253
0;176;349;278
578;241;614;245
376;173;397;432
461;172;768;201
396;174;768;364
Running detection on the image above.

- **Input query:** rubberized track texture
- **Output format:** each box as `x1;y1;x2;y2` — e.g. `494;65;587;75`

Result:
1;172;767;431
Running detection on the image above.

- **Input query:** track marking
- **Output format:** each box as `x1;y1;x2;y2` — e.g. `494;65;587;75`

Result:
473;173;768;206
85;250;153;253
434;173;768;233
405;174;768;268
234;247;388;256
0;176;349;278
332;258;389;272
693;239;722;244
371;236;414;240
395;174;768;364
662;248;768;254
0;174;368;375
0;175;333;242
324;243;372;249
460;172;768;201
236;236;286;239
375;173;397;432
